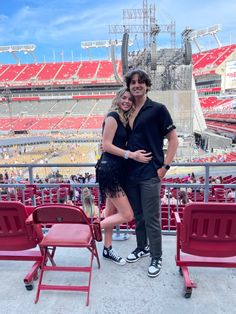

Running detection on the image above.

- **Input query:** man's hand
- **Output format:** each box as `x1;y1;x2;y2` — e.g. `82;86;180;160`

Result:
157;167;167;180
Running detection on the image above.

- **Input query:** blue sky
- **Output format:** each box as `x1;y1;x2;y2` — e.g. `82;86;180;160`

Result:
0;0;235;64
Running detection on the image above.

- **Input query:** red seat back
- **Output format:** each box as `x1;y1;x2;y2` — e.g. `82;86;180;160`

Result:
58;187;69;199
0;201;43;250
181;202;236;257
33;204;91;225
214;188;226;202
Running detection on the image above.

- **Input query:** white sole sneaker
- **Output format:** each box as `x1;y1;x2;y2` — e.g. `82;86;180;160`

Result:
126;252;150;263
148;268;162;277
103;247;126;266
148;258;162;277
103;256;126;266
126;247;150;263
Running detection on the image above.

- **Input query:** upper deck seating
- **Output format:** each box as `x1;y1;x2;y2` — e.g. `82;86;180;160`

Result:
0;64;10;76
0;64;26;81
16;64;44;81
0;59;123;86
36;63;63;81
54;62;81;80
97;61;114;78
77;61;99;79
193;45;236;72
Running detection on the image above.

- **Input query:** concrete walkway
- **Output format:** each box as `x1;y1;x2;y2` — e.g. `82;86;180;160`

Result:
1;235;236;314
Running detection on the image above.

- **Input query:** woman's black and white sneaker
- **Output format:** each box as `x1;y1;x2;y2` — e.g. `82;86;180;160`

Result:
126;245;150;263
148;257;162;277
103;246;126;266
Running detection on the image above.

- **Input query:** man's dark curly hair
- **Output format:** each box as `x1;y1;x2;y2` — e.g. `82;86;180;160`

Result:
124;68;152;92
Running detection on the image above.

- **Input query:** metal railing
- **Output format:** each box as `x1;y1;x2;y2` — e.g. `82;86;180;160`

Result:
0;162;235;236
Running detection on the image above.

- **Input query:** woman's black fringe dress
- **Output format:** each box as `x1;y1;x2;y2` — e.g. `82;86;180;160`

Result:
96;111;128;202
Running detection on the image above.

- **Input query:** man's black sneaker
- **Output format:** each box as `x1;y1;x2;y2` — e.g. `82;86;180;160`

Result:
103;246;126;266
148;257;162;277
126;245;150;263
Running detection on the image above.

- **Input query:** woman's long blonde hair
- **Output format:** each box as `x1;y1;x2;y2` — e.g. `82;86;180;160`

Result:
107;87;134;126
81;187;96;217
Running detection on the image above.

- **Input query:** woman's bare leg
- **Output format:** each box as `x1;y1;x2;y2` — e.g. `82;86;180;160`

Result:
101;194;133;265
103;198;116;248
101;193;133;233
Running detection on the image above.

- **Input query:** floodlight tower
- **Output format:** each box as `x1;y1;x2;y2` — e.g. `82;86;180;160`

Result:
81;39;133;83
81;39;133;58
186;24;222;52
0;44;37;64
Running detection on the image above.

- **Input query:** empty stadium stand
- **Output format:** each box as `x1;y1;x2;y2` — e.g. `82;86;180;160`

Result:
0;60;122;87
0;44;235;139
192;44;236;140
193;44;236;73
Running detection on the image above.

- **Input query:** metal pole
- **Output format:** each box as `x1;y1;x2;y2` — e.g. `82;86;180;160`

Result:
112;224;130;241
2;87;13;134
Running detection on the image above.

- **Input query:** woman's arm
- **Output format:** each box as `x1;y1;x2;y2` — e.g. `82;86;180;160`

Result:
102;116;151;163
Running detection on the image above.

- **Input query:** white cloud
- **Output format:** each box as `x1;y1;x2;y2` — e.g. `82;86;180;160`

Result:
0;0;235;62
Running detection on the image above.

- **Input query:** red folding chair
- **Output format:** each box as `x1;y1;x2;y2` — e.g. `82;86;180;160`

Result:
174;202;236;298
0;201;43;290
32;204;101;306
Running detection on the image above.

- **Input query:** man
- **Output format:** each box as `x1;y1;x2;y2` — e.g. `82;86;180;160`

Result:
124;68;179;278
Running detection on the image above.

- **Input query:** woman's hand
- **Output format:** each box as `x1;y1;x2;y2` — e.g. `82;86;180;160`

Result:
130;150;152;163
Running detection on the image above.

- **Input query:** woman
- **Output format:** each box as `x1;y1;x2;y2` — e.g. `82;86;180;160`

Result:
96;87;152;266
178;190;191;205
81;187;99;217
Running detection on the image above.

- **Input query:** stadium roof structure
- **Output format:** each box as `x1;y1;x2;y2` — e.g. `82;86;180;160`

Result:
187;24;222;52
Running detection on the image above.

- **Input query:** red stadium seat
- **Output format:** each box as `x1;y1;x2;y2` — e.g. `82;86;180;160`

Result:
0;201;43;290
32;204;101;305
214;188;226;202
174;202;236;298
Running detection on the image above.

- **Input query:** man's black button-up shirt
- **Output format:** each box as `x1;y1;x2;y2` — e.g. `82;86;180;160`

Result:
126;97;176;181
